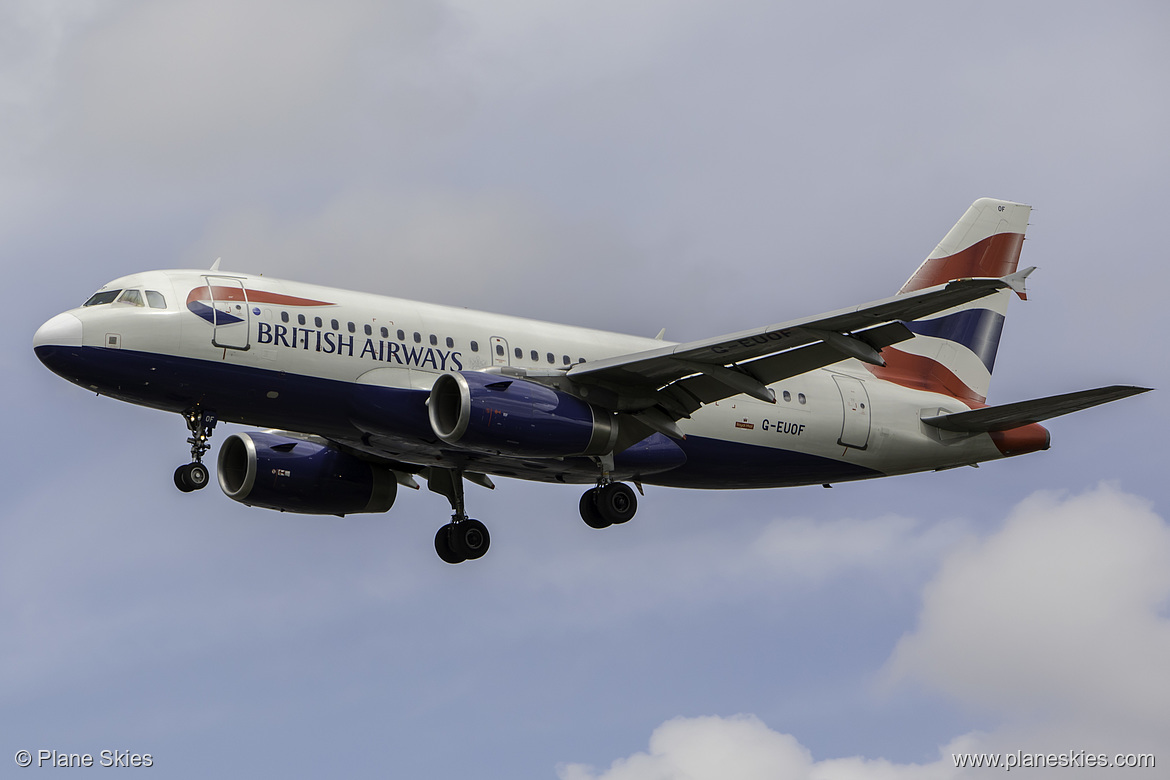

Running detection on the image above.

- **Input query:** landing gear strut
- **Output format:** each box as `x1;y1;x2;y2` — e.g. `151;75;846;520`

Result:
174;407;217;493
428;468;490;564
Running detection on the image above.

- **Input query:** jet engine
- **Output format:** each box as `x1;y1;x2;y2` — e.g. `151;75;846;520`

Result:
428;371;618;458
217;431;397;515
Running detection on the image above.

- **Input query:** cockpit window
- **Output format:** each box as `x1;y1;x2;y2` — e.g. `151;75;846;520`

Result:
83;290;122;306
145;290;167;309
118;289;144;306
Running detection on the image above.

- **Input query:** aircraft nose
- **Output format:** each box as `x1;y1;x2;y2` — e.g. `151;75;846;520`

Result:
33;312;84;350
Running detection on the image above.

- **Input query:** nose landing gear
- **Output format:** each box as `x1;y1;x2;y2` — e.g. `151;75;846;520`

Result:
174;407;217;493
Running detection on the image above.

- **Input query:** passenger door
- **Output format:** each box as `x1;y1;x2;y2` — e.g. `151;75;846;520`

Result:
833;374;871;449
205;276;250;350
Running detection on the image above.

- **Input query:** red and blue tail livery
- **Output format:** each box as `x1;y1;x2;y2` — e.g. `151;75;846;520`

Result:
34;199;1150;564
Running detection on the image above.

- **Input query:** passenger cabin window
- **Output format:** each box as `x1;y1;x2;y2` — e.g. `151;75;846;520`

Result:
496;344;504;356
280;311;289;323
118;289;144;307
347;322;355;333
446;337;454;348
562;355;570;365
397;329;405;341
83;290;121;306
514;347;522;359
471;341;479;352
413;332;421;343
546;352;555;364
380;327;388;338
331;319;339;330
429;334;437;346
364;324;372;336
298;314;306;325
530;350;538;361
145;290;167;309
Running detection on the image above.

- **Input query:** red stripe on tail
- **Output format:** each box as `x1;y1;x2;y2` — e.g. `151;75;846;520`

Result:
864;348;985;406
900;233;1025;295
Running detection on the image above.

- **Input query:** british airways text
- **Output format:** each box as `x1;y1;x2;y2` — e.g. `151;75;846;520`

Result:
257;323;463;370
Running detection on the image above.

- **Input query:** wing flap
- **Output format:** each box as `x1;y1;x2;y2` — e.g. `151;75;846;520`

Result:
922;385;1152;432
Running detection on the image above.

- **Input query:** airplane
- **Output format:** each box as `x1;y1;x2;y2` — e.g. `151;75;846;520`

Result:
33;198;1149;563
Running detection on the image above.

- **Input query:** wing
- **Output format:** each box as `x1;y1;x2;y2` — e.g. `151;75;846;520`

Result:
563;273;1031;438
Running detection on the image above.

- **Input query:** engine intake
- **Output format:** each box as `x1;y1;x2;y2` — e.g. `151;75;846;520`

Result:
217;431;397;515
428;372;617;458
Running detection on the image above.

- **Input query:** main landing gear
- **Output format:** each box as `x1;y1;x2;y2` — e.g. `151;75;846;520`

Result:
579;455;638;529
174;407;217;493
579;482;638;529
427;469;639;561
428;468;490;564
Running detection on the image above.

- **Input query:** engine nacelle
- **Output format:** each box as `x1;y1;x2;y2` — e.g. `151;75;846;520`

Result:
428;372;617;458
217;431;397;515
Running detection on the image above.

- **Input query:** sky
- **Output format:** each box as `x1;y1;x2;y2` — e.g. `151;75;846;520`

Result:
4;1;1169;777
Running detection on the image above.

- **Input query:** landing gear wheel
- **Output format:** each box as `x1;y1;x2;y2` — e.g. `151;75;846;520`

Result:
579;489;611;529
187;462;209;490
174;464;196;493
435;524;465;564
174;462;210;493
451;519;490;561
596;482;637;525
435;520;490;564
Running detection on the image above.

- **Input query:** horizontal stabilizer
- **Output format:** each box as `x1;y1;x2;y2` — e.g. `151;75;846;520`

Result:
922;385;1152;432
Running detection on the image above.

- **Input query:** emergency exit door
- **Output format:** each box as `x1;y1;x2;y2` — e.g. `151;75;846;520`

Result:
490;336;509;366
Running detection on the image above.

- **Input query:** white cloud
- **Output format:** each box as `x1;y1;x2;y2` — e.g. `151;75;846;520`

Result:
884;483;1170;723
751;513;970;585
558;714;959;780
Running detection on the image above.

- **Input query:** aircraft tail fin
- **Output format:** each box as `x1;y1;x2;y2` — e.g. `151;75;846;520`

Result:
867;198;1031;406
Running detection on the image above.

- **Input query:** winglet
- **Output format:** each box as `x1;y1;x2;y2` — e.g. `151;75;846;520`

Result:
210;257;222;271
1002;265;1036;301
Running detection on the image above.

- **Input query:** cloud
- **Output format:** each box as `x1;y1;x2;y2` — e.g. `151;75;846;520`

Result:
883;483;1170;724
558;714;959;780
